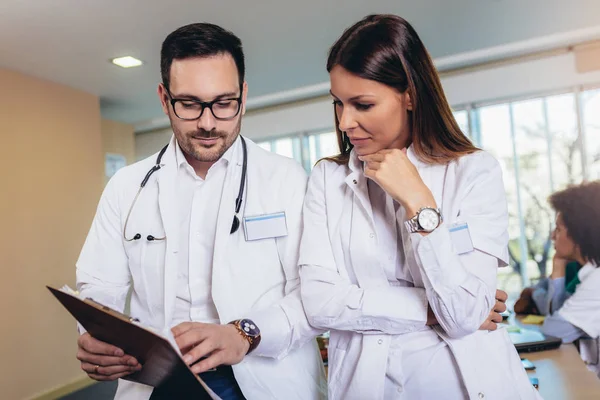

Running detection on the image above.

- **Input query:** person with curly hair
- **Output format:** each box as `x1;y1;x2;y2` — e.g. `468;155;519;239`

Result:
541;181;600;378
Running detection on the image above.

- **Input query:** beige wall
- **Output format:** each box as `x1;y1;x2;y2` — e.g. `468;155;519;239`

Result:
101;118;135;164
0;68;104;399
135;129;172;162
101;118;135;184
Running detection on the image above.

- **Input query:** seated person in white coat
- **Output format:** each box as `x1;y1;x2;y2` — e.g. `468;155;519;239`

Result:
542;181;600;378
299;14;541;400
74;23;325;400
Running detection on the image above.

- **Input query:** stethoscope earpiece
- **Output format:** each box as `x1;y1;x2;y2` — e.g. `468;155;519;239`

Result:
133;233;142;240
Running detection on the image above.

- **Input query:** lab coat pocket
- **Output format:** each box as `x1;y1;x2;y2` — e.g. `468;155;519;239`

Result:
480;328;532;399
124;232;166;273
460;215;509;267
327;333;351;392
123;211;166;310
122;199;166;267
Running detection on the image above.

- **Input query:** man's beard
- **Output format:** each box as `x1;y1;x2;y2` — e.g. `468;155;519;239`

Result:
173;118;241;163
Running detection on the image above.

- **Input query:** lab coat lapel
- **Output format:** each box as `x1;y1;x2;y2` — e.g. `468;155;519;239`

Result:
157;136;181;326
211;138;243;321
345;151;386;287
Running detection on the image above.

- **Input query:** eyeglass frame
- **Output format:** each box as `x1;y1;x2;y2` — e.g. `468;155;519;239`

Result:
164;84;244;121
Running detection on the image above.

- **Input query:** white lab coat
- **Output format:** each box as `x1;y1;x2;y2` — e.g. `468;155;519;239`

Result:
76;135;326;400
299;147;541;400
559;262;600;377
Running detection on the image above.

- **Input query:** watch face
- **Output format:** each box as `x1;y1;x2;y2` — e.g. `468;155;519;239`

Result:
418;208;440;231
240;319;260;338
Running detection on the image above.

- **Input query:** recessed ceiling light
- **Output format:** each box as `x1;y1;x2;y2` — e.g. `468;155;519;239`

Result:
111;56;143;68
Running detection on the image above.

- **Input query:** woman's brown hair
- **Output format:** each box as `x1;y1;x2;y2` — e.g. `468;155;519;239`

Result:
326;14;477;165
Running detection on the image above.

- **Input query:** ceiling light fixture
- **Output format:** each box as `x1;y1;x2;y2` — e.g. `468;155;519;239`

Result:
111;56;143;68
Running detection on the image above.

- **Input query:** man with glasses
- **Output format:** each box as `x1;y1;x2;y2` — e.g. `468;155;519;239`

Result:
74;23;326;400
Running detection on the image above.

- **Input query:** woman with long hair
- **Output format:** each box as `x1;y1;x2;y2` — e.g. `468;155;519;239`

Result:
299;14;541;399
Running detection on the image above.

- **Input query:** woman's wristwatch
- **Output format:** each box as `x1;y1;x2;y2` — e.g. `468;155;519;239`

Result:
229;319;261;354
405;207;443;233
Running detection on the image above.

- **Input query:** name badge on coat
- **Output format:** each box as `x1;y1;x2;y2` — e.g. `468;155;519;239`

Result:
243;212;288;241
449;221;474;255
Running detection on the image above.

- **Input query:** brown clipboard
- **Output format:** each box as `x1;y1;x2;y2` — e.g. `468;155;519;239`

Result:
47;286;220;399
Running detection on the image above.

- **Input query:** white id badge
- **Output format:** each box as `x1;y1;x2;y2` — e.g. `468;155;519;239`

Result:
243;212;288;241
449;221;474;255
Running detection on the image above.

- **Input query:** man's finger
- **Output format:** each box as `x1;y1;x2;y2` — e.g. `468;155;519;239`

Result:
183;339;218;366
175;329;210;352
81;362;140;376
79;334;124;357
76;350;138;367
171;322;198;337
192;352;224;374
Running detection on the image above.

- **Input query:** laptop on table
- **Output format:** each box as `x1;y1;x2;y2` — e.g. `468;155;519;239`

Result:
509;328;562;353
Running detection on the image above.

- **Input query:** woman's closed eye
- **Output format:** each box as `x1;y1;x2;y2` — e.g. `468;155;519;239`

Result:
331;100;373;111
354;102;374;111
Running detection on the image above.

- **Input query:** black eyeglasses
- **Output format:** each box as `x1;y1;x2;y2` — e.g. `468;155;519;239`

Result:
166;86;243;121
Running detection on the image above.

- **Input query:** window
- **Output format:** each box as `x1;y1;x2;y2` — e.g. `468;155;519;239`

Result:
257;131;339;171
477;104;526;292
582;88;600;180
512;98;554;285
257;141;272;152
272;137;295;159
453;109;470;138
255;136;303;165
308;131;338;167
546;93;583;188
474;90;592;295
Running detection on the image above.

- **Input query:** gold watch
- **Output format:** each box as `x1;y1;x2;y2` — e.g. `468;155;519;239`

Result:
228;319;261;354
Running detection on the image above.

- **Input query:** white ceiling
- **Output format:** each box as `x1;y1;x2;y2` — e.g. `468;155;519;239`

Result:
1;0;600;126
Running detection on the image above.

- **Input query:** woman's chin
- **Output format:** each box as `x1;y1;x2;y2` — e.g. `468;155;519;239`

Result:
354;145;382;157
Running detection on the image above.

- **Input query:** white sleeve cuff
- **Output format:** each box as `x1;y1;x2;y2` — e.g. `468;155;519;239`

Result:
245;306;292;359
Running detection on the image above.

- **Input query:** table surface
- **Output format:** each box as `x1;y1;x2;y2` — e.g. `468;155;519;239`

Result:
511;315;600;399
525;344;600;400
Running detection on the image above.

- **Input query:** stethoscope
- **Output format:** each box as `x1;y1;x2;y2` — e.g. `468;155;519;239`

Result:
123;136;248;242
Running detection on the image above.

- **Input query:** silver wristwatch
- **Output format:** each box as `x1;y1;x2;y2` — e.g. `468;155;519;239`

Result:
404;207;443;233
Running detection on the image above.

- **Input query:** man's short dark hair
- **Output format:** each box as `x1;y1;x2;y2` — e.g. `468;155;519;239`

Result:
160;23;245;89
549;180;600;266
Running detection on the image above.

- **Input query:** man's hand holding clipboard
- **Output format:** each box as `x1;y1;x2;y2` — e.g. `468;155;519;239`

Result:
47;285;220;399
